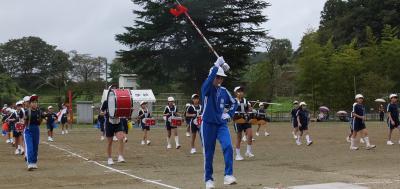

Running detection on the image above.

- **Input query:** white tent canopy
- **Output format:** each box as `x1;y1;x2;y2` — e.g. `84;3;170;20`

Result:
101;89;156;104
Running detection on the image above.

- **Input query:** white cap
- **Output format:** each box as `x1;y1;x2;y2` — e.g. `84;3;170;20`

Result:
191;94;199;99
23;96;30;102
209;67;227;77
234;86;243;93
48;106;53;109
293;101;299;104
299;102;307;106
355;94;364;99
16;101;23;106
167;97;175;102
140;101;147;105
389;94;398;99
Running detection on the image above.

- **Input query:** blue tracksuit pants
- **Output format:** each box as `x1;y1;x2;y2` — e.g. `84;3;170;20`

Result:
200;121;233;182
24;124;40;164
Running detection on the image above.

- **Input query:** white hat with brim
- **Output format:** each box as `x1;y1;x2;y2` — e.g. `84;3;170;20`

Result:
299;102;307;106
355;94;364;99
191;94;199;99
389;94;398;99
209;67;227;77
140;101;147;105
234;86;243;93
167;97;175;102
48;106;53;109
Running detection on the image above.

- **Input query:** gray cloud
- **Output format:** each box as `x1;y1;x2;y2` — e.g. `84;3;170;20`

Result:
0;0;326;61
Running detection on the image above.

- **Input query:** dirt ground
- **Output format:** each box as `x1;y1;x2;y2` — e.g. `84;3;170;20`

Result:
0;121;399;189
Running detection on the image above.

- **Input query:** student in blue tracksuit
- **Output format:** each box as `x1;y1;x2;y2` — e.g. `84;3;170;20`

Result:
24;95;43;171
201;57;238;189
386;94;399;145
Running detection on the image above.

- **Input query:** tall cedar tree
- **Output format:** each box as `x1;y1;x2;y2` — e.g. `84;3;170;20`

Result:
116;0;269;93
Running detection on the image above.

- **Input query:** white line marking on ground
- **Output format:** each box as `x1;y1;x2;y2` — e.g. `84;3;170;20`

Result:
43;142;180;189
354;179;400;185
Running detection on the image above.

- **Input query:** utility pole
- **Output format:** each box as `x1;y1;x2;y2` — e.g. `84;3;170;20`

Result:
105;59;108;89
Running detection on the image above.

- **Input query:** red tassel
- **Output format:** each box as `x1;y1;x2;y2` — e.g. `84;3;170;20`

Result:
170;8;180;17
169;5;188;17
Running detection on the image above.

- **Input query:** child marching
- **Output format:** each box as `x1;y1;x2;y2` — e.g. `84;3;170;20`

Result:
201;57;237;189
24;95;43;170
291;101;299;139
186;94;202;154
350;94;376;150
295;102;313;146
163;97;181;149
386;94;399;145
14;101;25;155
233;86;254;160
59;103;69;135
138;101;152;145
44;106;58;142
255;102;269;137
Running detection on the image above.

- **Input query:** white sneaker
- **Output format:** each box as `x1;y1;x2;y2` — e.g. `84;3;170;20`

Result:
20;149;24;155
190;148;196;154
15;149;20;155
292;132;297;139
6;139;11;144
265;132;270;136
296;140;302;146
205;180;215;189
146;140;151;145
224;175;237;185
32;164;38;169
350;146;359;150
61;131;64;135
141;140;145;145
346;136;351;143
100;136;105;141
117;155;125;163
242;136;247;142
366;145;376;150
167;144;172;149
387;140;394;145
256;132;259;136
186;132;191;137
245;152;255;158
113;136;118;141
27;164;34;171
65;130;69;134
47;137;53;142
306;141;313;146
176;144;181;149
11;138;15;144
107;158;114;165
360;138;365;144
124;137;128;143
235;154;244;161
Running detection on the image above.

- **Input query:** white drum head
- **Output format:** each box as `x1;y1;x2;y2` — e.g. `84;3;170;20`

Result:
108;91;116;117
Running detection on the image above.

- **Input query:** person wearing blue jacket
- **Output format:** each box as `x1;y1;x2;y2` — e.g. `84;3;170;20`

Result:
201;57;238;189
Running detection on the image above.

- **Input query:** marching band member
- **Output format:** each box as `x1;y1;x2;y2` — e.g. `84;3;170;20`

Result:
201;57;237;189
255;102;269;137
163;97;181;149
101;86;126;165
184;103;191;137
291;101;299;139
233;86;254;160
44;106;58;142
7;107;17;147
14;101;25;155
296;102;313;146
60;103;70;135
350;94;376;150
2;108;12;144
186;94;202;154
138;101;152;145
24;95;43;171
386;94;399;145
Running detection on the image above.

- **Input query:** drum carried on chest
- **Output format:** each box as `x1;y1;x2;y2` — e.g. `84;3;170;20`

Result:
170;117;183;127
257;112;267;125
248;111;258;125
15;122;25;132
233;112;247;124
143;118;156;127
107;89;133;118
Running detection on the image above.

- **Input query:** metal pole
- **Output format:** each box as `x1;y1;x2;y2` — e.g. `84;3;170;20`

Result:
105;59;108;89
353;76;356;95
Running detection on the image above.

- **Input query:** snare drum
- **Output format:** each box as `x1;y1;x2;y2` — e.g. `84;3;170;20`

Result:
233;113;246;124
171;117;183;127
107;89;133;118
15;122;25;132
248;111;258;125
144;118;156;126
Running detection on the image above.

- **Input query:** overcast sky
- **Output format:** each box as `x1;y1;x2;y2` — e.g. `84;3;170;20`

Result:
0;0;326;62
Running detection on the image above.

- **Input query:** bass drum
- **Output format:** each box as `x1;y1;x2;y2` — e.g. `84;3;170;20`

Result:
108;89;133;118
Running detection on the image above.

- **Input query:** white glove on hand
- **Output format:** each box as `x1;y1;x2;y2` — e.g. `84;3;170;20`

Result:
221;113;230;120
221;63;230;72
214;56;225;67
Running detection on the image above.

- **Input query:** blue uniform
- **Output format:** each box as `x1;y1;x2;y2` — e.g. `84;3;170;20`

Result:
24;109;42;165
201;66;237;182
352;103;366;132
291;108;298;128
386;103;399;129
296;108;308;131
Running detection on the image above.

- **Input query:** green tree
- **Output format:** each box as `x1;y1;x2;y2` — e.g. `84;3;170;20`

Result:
116;0;269;93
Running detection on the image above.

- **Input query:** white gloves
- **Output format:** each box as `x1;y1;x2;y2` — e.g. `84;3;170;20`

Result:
214;56;230;72
221;113;230;120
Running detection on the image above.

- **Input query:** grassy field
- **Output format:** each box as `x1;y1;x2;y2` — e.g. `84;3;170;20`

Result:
0;121;399;189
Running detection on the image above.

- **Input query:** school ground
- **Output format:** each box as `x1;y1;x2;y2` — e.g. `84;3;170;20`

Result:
0;122;399;189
